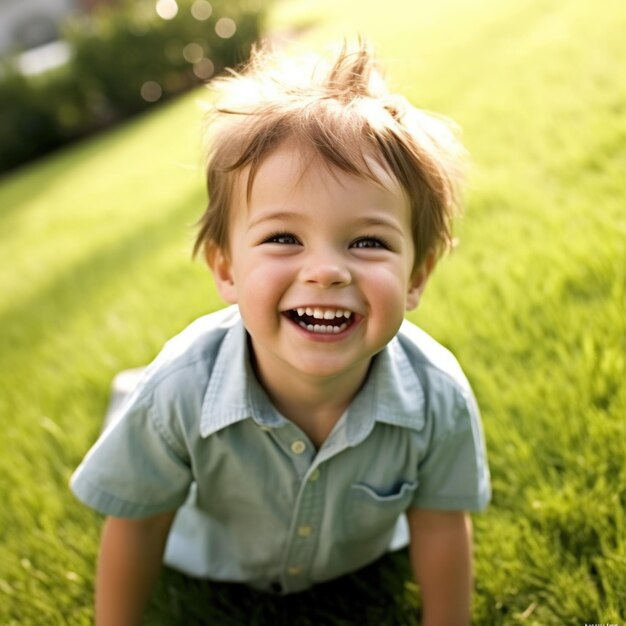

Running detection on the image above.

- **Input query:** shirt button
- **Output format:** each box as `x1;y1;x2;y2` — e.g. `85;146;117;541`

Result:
287;566;303;576
290;440;306;455
308;468;320;482
297;525;313;538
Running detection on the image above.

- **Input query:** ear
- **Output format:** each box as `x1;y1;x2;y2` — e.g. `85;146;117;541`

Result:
206;243;238;304
406;252;436;311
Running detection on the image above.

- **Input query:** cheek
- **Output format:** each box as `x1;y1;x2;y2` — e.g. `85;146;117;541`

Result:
367;265;409;297
239;256;292;289
363;266;411;317
234;258;292;318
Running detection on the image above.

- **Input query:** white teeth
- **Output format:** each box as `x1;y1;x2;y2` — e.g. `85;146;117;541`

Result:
293;308;352;319
300;321;348;334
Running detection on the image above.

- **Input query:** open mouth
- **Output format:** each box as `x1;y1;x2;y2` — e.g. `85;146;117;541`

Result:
285;307;355;334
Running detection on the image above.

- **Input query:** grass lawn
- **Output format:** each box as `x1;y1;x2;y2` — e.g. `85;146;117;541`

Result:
1;0;625;623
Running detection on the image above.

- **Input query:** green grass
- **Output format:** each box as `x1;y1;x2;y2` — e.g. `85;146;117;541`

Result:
1;0;625;623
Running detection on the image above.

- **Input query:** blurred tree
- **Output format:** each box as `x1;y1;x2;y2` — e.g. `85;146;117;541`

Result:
0;0;269;172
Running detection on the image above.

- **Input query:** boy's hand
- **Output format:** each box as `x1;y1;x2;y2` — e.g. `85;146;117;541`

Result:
96;511;176;626
406;508;473;626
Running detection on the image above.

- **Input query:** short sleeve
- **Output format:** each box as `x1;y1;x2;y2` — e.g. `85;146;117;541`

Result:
411;388;491;512
70;390;193;519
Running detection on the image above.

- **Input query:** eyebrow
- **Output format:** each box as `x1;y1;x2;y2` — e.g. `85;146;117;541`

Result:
247;211;405;234
247;211;302;230
356;216;405;235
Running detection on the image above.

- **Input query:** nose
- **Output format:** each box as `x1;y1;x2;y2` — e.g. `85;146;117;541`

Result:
300;249;351;288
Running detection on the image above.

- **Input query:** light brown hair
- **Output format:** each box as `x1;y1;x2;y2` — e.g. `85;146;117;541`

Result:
193;41;466;272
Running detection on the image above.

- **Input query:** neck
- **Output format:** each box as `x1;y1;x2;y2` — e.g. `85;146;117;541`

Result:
250;346;372;447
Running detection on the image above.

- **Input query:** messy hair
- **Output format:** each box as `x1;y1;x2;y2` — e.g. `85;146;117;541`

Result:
193;40;466;272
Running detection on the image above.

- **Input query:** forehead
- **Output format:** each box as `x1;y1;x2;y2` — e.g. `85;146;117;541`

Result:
237;142;408;215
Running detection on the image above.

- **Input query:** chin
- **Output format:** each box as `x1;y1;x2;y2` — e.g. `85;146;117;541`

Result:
295;354;371;379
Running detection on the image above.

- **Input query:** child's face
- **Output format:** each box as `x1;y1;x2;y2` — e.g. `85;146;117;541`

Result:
210;144;431;383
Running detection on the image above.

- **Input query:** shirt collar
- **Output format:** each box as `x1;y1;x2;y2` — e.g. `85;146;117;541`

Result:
340;335;426;447
200;320;281;437
200;317;425;439
371;334;426;429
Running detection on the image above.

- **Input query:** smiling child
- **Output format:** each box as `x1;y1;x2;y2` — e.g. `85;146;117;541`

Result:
71;41;490;625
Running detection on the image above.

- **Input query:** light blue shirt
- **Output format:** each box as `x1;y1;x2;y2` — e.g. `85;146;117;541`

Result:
71;306;490;593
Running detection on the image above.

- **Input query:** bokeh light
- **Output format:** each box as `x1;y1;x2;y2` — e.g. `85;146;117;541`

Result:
183;42;204;64
191;0;212;21
155;0;178;20
193;57;215;80
215;17;236;39
140;81;163;102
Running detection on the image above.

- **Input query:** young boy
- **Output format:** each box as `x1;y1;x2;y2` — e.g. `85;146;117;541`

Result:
71;42;490;625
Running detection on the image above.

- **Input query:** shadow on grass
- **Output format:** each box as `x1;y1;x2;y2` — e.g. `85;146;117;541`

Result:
0;186;201;371
147;550;419;626
0;109;158;223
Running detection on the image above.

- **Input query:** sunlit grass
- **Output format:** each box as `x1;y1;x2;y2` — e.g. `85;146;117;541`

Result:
1;0;625;623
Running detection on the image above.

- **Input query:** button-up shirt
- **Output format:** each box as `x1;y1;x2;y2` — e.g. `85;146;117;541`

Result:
71;306;490;593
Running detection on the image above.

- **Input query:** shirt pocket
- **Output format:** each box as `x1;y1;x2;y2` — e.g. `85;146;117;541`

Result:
344;480;418;540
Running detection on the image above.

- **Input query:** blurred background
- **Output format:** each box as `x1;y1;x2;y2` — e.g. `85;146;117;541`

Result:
0;0;265;172
1;0;625;624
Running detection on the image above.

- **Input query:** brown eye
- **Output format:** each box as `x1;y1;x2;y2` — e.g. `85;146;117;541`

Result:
263;232;300;245
351;237;389;249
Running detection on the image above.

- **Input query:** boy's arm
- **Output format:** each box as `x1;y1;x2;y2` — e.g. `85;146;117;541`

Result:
95;511;176;626
406;507;473;626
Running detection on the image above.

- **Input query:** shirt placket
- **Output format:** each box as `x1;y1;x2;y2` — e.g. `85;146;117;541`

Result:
271;426;326;593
